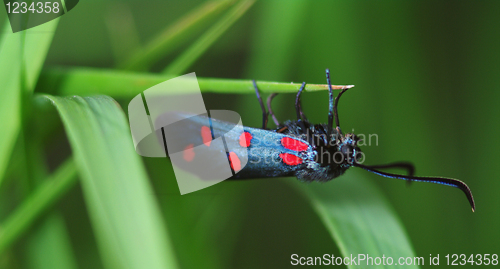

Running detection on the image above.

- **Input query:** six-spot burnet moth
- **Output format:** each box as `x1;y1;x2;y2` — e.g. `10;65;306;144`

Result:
170;69;475;211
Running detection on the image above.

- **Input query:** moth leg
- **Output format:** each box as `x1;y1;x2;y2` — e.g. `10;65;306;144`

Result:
297;95;308;122
295;82;307;131
267;93;280;126
276;126;288;133
252;80;268;129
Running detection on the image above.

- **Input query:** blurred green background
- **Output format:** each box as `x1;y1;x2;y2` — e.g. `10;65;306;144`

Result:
1;0;499;268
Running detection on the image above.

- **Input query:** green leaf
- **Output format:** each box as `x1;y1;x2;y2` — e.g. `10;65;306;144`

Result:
38;67;350;97
119;0;234;71
23;19;60;91
163;0;255;75
292;169;419;269
0;22;22;188
0;18;59;187
36;95;178;269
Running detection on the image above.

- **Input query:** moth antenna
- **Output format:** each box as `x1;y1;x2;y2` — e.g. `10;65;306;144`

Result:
353;163;476;212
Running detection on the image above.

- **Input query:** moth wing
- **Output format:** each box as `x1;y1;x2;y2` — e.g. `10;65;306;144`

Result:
156;111;248;180
231;127;312;179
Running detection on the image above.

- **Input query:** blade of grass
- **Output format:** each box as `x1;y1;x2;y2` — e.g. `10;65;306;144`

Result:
163;0;255;75
0;22;22;188
105;3;141;65
0;158;77;255
36;94;178;269
245;0;308;80
291;170;419;269
0;18;59;187
23;19;59;91
119;0;234;71
19;20;70;268
38;67;351;97
22;109;78;269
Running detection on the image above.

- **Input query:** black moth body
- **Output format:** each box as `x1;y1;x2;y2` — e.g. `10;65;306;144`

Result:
233;121;358;182
168;69;476;212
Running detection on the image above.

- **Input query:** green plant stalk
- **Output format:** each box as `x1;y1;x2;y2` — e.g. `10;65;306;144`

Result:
119;0;234;71
38;67;351;97
163;0;255;75
0;159;77;255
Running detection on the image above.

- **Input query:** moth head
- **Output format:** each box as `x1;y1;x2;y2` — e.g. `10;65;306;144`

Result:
337;133;363;165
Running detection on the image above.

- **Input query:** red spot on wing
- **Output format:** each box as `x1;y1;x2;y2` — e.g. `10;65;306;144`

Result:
239;131;252;147
281;137;308;151
201;126;212;147
183;144;195;162
228;152;241;172
279;153;303;166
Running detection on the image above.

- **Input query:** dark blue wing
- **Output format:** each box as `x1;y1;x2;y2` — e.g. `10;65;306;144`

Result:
231;127;312;179
157;111;241;180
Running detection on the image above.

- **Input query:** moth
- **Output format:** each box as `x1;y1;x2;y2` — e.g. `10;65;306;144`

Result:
162;69;475;211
